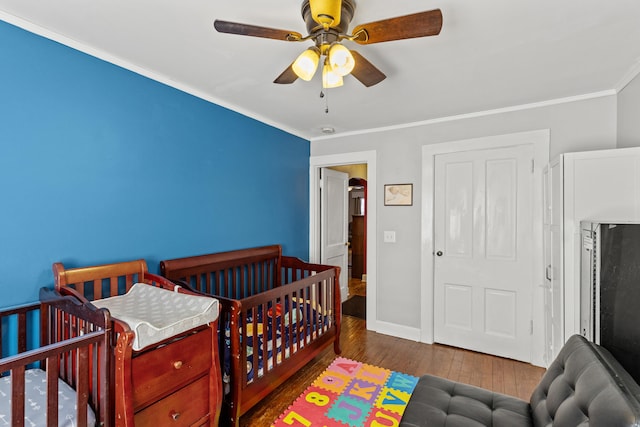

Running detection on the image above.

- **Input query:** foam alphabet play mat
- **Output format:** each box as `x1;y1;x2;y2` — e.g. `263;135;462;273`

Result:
272;357;418;427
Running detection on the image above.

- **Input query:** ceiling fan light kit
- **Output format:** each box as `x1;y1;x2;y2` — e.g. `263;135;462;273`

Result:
322;63;344;88
292;47;321;81
291;42;353;83
327;43;355;77
214;0;442;88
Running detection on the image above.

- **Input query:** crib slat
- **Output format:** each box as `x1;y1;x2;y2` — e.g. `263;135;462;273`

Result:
110;276;118;298
294;289;301;353
263;299;276;375
265;261;270;293
46;355;60;427
196;272;203;293
93;279;101;300
232;267;239;299
17;312;27;354
76;346;90;427
260;304;266;374
215;270;222;296
242;312;249;388
125;274;134;292
240;266;245;297
303;287;309;346
282;292;289;355
205;271;212;294
11;365;26;427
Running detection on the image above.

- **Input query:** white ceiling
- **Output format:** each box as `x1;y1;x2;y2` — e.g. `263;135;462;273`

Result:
2;1;640;140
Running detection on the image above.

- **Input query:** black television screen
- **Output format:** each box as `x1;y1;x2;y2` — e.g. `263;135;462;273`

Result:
599;223;640;383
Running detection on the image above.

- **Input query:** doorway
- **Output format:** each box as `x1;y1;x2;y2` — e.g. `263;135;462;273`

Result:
327;167;367;290
309;151;377;330
327;166;367;319
348;177;367;297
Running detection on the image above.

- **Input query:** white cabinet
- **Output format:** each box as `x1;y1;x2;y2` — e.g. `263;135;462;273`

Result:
544;147;640;361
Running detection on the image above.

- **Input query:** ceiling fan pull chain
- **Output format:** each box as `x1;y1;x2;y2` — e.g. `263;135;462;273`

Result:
320;87;329;114
325;90;329;114
319;82;330;114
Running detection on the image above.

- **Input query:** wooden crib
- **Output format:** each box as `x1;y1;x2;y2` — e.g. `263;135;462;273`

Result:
53;259;223;427
160;245;341;427
0;288;111;426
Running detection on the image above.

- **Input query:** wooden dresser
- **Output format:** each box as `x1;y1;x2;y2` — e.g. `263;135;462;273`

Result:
118;326;221;426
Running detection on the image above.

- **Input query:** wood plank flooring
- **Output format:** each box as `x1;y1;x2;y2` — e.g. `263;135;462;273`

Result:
239;315;546;426
348;277;366;297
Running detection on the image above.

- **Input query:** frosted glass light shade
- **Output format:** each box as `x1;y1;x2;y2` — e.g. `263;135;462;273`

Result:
328;43;355;76
292;48;320;81
322;64;343;88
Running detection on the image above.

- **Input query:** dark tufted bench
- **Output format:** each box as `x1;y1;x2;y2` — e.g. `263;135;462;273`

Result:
400;335;640;427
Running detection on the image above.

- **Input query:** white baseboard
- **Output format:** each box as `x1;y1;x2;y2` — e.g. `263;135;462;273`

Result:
373;320;421;342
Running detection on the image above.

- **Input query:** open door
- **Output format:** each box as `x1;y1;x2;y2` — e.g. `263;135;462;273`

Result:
321;168;349;301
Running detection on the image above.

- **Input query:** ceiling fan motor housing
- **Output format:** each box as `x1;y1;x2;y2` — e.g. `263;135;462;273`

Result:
302;0;355;36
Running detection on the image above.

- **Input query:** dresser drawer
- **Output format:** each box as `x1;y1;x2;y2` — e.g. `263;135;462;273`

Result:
135;375;210;426
132;327;212;409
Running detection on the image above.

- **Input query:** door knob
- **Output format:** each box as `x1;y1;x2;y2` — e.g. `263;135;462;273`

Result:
436;251;443;256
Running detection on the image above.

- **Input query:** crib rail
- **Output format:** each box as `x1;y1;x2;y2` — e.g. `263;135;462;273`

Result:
160;245;283;298
0;288;111;427
228;268;339;417
53;259;179;302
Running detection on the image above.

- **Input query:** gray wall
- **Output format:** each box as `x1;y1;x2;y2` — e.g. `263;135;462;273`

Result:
618;72;640;148
311;95;617;331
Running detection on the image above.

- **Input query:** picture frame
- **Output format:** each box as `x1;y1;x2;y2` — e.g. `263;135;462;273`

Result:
384;184;413;206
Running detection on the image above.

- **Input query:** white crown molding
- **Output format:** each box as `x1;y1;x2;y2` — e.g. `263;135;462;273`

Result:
312;89;616;142
614;60;640;93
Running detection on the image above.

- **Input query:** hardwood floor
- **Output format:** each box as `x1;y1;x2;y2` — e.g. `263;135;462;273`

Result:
348;277;366;297
238;316;546;426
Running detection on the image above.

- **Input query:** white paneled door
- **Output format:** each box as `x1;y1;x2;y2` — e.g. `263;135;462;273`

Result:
320;168;349;301
434;145;534;362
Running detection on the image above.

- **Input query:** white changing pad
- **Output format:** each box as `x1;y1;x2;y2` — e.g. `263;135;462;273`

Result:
93;283;219;351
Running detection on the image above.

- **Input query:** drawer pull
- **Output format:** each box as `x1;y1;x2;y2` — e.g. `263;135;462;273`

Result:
173;360;183;369
171;411;181;421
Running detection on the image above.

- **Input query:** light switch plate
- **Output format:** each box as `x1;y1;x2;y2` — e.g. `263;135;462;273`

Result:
383;230;396;243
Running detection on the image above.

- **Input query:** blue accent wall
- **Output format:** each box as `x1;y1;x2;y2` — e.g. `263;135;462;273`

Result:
0;20;310;308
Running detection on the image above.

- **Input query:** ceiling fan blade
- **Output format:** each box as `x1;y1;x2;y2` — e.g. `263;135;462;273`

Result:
214;20;303;42
274;63;299;84
351;9;442;45
350;50;386;87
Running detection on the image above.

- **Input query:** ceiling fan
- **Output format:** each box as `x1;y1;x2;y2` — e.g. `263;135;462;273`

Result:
214;0;442;88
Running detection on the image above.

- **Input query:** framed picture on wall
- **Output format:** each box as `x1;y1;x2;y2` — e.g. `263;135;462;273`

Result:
384;184;413;206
